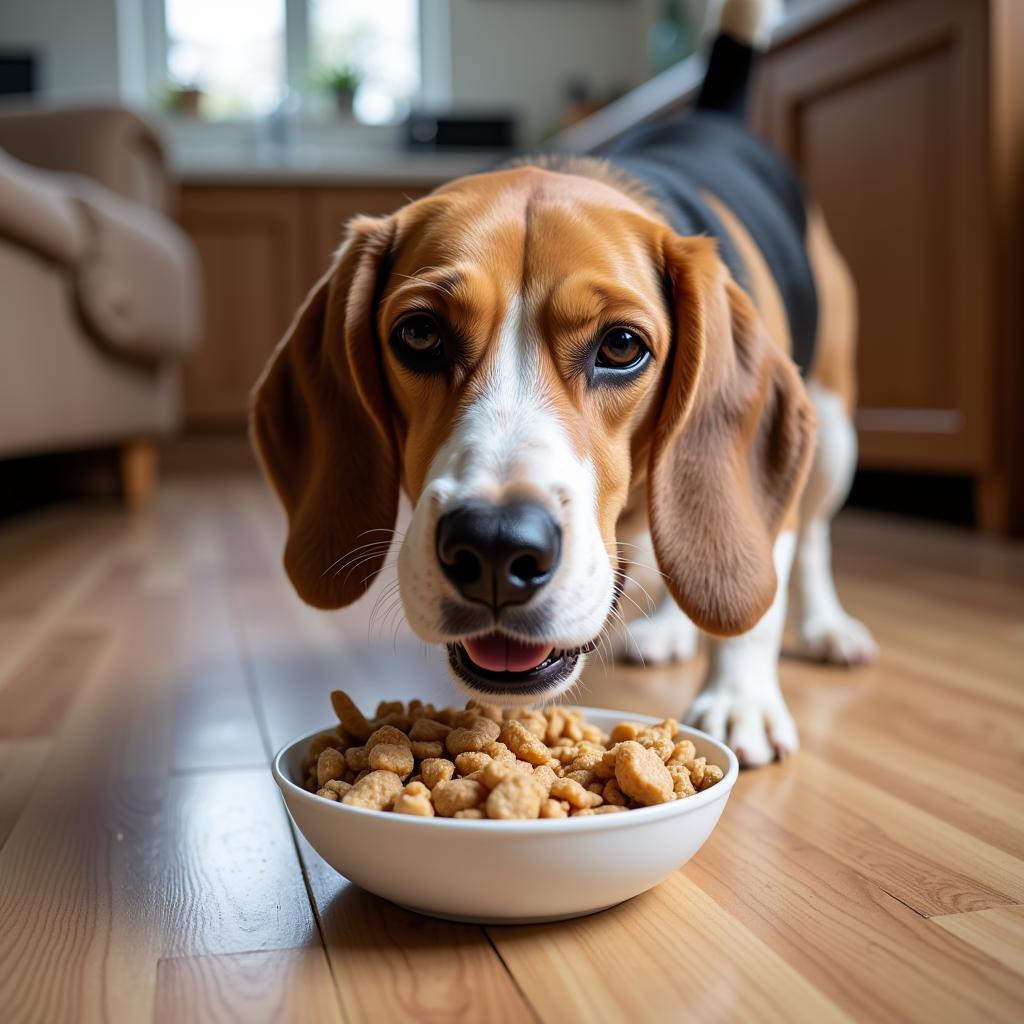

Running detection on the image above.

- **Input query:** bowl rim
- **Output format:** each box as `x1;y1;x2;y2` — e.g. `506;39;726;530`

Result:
272;706;739;834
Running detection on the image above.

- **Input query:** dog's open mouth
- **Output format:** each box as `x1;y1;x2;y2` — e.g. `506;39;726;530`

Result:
447;632;593;696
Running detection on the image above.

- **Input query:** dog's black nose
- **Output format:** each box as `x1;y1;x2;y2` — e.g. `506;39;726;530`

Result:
436;500;561;611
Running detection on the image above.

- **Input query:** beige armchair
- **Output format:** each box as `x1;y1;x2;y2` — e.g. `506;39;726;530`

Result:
0;105;201;506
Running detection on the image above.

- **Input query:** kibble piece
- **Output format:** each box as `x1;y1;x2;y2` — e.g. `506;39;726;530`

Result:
345;746;369;772
342;770;403;810
637;734;675;762
453;808;486;819
532;764;558;795
485;774;545;819
466;699;503;723
366;725;410;752
432;778;488;817
615;741;673;805
331;690;374;741
544;708;565;745
687;756;708;788
368;742;415;778
446;718;501;755
569;748;604;773
480;759;513;790
610;722;642;743
540;798;568;819
315;787;338;800
375;714;413;735
550;777;602;810
309;731;345;760
595;745;621;779
565;768;598;788
324;779;353;798
393;780;435;816
602;778;627;806
668;763;696;798
409;718;452;742
410;740;444;760
317;748;345;788
454;751;492;776
667;740;697;766
420;757;455;790
482;740;517;764
376;700;405;719
500;719;551;766
697;763;724;791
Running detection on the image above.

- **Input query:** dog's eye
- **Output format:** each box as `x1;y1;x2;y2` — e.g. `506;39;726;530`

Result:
595;327;648;370
390;313;451;372
395;314;441;353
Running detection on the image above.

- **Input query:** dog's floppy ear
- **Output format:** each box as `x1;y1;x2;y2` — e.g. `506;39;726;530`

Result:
649;234;815;636
251;215;399;609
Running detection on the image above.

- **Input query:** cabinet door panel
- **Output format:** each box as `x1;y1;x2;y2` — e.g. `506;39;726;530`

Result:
760;0;993;472
308;186;430;279
179;190;306;427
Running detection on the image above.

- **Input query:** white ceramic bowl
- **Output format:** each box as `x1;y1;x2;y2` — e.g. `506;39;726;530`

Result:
273;707;738;924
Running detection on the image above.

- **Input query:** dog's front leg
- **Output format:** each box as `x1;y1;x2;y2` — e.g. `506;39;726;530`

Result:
684;531;798;766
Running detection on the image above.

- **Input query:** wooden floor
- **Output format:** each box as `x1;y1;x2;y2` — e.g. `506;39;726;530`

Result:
0;474;1022;1024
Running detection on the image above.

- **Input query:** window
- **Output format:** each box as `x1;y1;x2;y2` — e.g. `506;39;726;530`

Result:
310;1;420;125
163;0;419;124
166;0;286;119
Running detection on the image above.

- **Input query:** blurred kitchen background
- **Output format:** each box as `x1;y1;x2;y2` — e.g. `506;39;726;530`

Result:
0;0;1021;535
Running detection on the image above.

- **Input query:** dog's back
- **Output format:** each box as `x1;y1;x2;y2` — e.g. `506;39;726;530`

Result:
596;2;818;375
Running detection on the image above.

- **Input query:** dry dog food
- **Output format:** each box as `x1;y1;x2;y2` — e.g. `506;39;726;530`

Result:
302;692;724;819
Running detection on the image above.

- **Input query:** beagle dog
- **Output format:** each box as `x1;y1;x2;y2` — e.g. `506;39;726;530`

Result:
252;0;877;766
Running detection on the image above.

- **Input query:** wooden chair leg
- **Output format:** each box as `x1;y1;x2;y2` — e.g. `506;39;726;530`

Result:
120;439;158;510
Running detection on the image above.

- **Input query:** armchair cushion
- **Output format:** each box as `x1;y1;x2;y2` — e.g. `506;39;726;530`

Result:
72;180;201;362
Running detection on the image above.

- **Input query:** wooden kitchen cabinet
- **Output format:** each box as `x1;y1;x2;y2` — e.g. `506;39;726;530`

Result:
178;181;431;428
752;0;1024;532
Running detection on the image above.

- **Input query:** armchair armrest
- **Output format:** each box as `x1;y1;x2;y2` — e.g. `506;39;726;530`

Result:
0;104;172;213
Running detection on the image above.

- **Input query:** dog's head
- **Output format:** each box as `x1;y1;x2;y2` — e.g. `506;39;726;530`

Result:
252;165;814;703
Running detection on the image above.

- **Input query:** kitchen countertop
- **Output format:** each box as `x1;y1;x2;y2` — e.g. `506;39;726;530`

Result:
179;152;495;188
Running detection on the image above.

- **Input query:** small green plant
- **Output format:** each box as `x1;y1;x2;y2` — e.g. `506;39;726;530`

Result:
319;64;363;96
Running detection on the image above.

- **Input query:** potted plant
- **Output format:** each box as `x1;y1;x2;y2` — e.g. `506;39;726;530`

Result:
320;65;362;118
162;80;204;118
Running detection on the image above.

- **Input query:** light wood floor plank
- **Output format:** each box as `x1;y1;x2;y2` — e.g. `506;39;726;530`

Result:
0;628;110;739
742;754;1024;915
931;906;1024;979
686;802;1024;1022
0;739;49;849
154;948;344;1024
490;873;851;1024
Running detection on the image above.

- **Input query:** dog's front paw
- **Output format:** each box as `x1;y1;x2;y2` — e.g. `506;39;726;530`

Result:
685;686;798;767
797;613;878;667
612;606;699;666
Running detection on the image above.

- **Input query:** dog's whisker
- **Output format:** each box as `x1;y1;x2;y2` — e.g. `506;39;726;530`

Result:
334;550;396;582
612;568;657;615
322;540;394;578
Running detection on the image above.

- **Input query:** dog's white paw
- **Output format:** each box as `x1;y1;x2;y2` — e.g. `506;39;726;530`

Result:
685;686;799;767
797;613;878;666
614;613;699;666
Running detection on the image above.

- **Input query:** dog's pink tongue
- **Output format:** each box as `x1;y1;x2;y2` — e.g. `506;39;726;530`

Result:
464;633;553;673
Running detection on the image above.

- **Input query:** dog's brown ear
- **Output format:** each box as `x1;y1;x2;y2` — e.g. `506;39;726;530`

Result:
649;234;815;636
251;215;399;609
